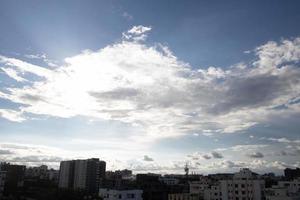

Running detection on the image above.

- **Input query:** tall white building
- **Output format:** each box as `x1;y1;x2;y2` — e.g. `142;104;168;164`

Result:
189;177;211;200
99;188;143;200
204;168;265;200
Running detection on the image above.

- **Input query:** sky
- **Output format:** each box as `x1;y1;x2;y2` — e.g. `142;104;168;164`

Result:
0;0;300;175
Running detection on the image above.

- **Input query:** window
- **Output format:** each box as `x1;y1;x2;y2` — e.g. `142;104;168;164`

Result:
127;194;135;198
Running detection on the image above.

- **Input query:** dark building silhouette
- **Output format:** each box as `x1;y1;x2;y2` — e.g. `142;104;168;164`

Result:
0;163;26;195
284;168;300;180
58;158;106;194
136;173;169;200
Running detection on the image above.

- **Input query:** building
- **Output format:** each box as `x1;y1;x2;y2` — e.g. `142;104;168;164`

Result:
189;177;211;200
168;193;201;200
277;179;300;194
265;186;300;200
204;185;221;200
114;169;133;178
58;158;106;194
265;178;300;200
58;160;75;189
136;173;169;200
284;168;300;180
0;171;6;197
26;165;48;179
204;168;265;200
0;163;26;195
99;188;143;200
168;193;191;200
48;168;59;181
159;176;180;185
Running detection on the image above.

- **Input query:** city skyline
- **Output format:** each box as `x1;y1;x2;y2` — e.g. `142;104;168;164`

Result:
0;0;300;175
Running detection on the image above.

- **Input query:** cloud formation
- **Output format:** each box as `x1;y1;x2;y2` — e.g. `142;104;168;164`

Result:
0;27;300;142
0;149;14;155
211;151;224;159
247;152;264;158
143;155;154;162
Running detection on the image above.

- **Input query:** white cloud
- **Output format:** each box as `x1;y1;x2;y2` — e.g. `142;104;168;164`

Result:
127;25;151;35
122;25;152;42
0;55;52;77
24;53;58;67
266;137;300;144
0;109;25;122
0;27;300;143
1;67;27;82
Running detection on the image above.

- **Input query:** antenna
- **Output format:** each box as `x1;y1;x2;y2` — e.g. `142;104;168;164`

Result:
184;162;189;176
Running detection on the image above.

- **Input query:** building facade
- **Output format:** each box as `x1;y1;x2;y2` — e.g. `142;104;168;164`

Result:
99;188;143;200
0;171;6;197
265;178;300;200
58;158;106;193
0;163;26;195
204;169;265;200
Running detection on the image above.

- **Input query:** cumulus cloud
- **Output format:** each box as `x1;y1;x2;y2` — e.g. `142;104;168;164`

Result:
0;149;14;155
143;155;154;162
122;25;152;42
188;151;224;160
211;151;223;159
0;27;300;141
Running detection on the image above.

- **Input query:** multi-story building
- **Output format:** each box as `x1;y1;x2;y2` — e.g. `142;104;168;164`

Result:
168;193;192;200
265;186;300;200
58;158;106;194
48;168;59;181
159;176;180;185
136;173;169;200
277;179;300;194
0;171;6;197
58;160;75;189
189;177;211;200
99;188;143;200
26;165;48;179
204;185;221;200
284;168;300;180
204;168;265;200
0;163;26;194
265;178;300;200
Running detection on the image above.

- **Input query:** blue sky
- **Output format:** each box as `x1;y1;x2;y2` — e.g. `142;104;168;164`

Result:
0;0;300;174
